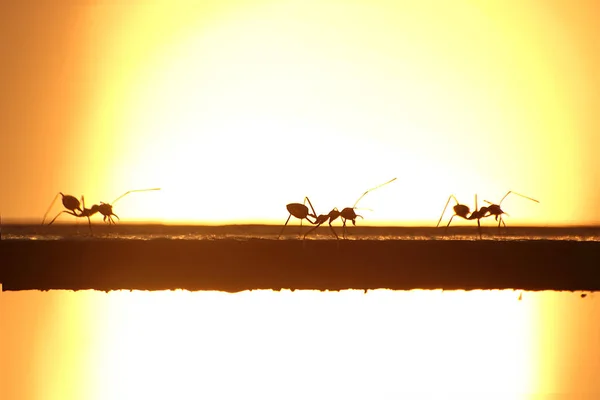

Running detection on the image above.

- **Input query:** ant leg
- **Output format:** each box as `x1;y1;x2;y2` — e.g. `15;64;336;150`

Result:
278;214;292;239
437;195;455;227
328;220;339;240
104;213;118;225
42;192;61;225
304;197;318;218
48;210;78;225
444;215;456;235
303;222;324;239
477;218;482;240
498;216;507;234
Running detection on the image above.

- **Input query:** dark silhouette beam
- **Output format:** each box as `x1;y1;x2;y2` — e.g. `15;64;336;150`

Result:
2;238;599;292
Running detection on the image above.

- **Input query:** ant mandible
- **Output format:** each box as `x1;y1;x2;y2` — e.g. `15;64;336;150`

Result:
278;197;318;239
483;191;539;229
304;177;397;240
437;194;491;239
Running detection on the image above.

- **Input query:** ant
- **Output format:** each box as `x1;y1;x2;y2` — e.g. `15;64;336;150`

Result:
43;188;161;231
278;197;318;238
483;191;539;229
437;194;491;239
304;177;397;240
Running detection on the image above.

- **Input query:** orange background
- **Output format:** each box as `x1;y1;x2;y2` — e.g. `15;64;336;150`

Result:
1;0;599;225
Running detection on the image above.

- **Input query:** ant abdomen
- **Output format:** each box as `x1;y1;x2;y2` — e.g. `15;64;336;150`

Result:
286;203;309;219
60;193;82;213
486;204;503;216
453;204;470;218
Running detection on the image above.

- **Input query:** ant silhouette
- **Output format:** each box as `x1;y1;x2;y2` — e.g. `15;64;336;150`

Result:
437;194;491;239
483;191;539;229
43;188;161;230
278;197;318;239
304;177;397;240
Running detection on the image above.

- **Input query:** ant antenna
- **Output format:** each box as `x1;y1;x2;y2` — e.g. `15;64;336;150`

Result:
500;191;539;206
111;188;161;205
352;177;397;208
436;194;459;227
484;191;539;206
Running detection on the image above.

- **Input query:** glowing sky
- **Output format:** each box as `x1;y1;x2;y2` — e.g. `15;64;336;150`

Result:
1;0;599;225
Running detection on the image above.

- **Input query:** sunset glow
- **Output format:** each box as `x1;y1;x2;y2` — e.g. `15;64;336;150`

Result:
2;1;600;399
1;0;599;225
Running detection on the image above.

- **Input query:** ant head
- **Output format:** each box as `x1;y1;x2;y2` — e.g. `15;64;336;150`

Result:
96;203;114;216
487;204;503;215
340;207;358;219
